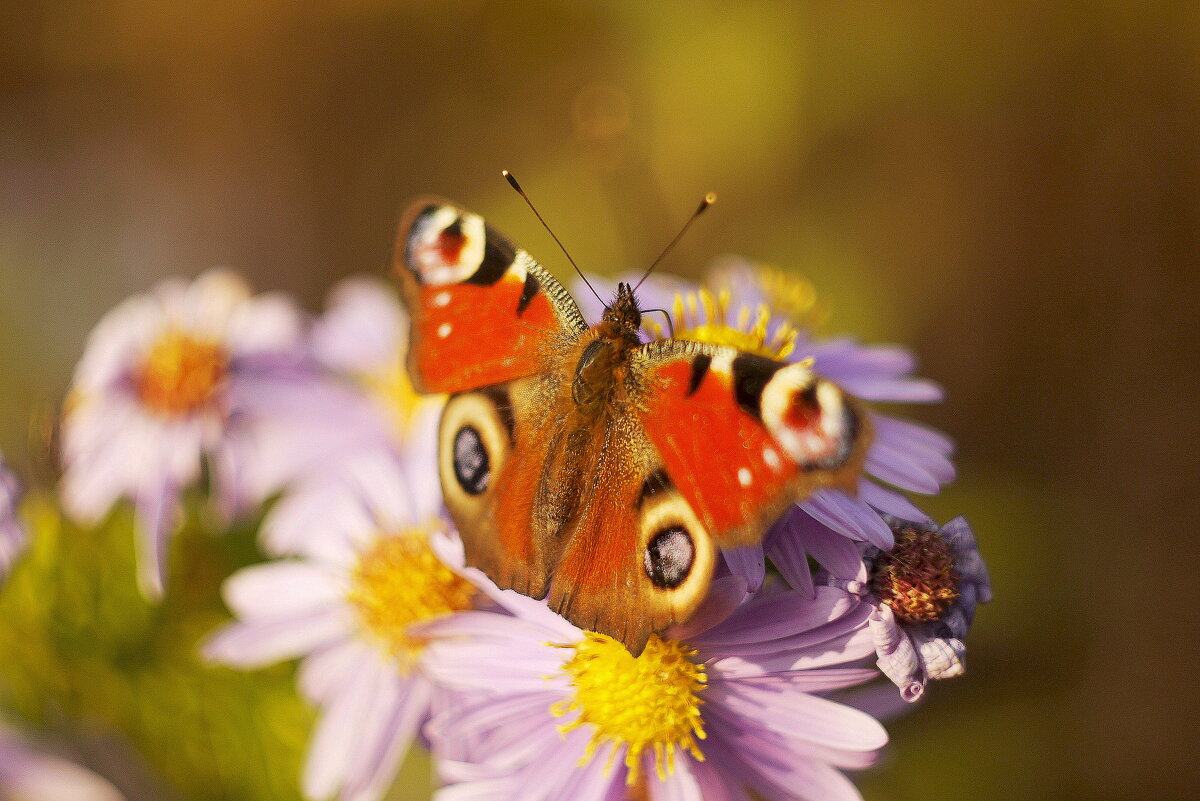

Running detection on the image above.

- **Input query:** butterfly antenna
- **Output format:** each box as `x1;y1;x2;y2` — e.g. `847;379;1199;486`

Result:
633;191;717;291
502;170;604;305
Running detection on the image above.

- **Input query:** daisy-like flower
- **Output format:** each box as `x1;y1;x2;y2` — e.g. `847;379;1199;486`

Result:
203;439;480;801
216;276;441;519
576;260;954;551
59;269;304;597
0;455;26;581
771;509;991;702
422;575;888;801
0;725;125;801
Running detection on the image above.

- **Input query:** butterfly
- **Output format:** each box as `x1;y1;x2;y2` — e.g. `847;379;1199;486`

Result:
392;194;871;654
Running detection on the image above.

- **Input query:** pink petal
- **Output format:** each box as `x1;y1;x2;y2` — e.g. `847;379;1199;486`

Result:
764;519;814;598
221;561;342;618
801;491;892;549
648;750;705;801
838;376;943;403
666;576;749;641
722;546;765;592
797;515;865;582
866;437;955;493
856;480;930;522
709;622;877;674
712;675;887;753
225;291;304;356
343;673;431;801
871;414;954;454
422;638;567;693
715;667;880;694
299;639;371;703
133;473;181;599
695;587;861;649
303;653;389;799
202;607;351;667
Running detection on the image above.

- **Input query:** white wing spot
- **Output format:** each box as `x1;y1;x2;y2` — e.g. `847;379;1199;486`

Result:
437;322;453;339
737;467;753;487
762;447;782;471
433;291;452;307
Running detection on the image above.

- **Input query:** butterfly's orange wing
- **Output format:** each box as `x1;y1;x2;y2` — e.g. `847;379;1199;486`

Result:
393;199;587;394
631;340;870;546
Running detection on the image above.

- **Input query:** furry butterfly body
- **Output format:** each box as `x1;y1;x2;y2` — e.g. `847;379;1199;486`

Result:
394;199;871;653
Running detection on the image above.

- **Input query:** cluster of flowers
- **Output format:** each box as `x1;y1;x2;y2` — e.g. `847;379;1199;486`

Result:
1;261;989;801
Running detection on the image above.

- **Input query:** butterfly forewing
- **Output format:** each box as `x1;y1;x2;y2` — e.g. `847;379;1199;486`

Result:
394;199;587;394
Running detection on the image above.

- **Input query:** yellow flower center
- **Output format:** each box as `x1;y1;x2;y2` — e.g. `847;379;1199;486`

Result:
871;525;959;624
346;529;476;671
135;331;228;416
646;286;798;360
552;633;707;784
643;267;827;360
743;264;824;328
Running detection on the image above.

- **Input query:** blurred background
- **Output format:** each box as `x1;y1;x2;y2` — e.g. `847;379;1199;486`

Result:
1;2;1197;800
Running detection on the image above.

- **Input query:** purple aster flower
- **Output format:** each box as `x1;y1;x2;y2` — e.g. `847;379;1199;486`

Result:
0;725;125;801
574;261;954;551
203;438;482;801
0;455;26;581
59;268;305;597
421;574;887;801
771;509;991;702
215;276;442;517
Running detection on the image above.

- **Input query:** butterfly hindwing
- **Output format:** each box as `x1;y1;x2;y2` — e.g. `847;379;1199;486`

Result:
437;372;563;600
394;199;588;394
545;408;716;655
632;340;870;547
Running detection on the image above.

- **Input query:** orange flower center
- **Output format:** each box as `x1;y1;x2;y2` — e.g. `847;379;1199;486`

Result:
135;331;228;416
871;526;959;624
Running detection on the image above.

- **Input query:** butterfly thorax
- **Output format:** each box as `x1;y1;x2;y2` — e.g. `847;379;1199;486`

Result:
572;283;643;414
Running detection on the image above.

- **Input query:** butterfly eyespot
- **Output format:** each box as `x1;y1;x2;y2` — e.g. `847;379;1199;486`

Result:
452;425;490;495
643;526;695;589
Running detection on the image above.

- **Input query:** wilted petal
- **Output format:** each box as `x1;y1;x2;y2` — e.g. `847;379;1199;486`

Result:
869;606;925;702
914;631;966;681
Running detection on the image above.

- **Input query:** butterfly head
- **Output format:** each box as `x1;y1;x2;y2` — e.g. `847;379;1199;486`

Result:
601;282;642;336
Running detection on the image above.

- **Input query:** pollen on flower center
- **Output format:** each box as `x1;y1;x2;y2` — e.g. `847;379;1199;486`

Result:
135;330;228;416
552;632;707;784
647;286;798;360
346;530;476;669
871;525;959;624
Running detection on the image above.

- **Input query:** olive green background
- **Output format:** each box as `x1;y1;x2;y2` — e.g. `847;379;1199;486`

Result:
1;3;1196;800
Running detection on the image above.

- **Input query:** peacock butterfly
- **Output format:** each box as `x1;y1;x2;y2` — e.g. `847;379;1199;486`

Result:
392;187;871;654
